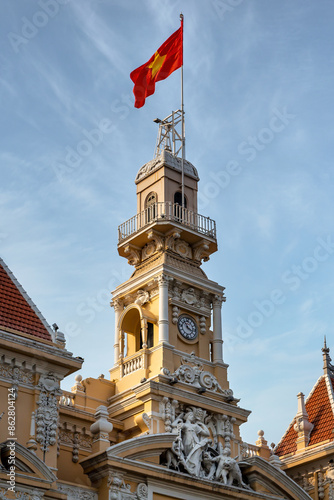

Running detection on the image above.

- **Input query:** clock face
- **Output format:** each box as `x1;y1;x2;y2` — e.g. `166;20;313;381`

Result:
177;315;198;340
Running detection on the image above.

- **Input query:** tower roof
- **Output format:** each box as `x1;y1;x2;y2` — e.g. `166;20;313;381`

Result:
276;344;334;456
135;149;199;184
0;258;54;343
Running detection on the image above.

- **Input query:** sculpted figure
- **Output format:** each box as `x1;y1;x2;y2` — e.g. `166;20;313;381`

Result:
170;410;211;476
212;448;246;487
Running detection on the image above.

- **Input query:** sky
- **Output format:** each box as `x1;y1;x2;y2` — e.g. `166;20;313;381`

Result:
1;0;334;447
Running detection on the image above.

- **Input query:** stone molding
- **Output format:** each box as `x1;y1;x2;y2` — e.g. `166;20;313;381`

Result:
0;330;80;363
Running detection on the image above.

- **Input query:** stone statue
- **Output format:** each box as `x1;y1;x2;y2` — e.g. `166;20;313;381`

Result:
162;401;248;489
171;410;211;476
211;448;247;487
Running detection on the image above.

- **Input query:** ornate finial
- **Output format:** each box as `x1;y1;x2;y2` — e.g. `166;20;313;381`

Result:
323;335;329;353
294;392;313;450
322;338;334;376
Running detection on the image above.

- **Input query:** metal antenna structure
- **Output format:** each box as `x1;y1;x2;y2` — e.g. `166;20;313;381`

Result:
154;109;184;158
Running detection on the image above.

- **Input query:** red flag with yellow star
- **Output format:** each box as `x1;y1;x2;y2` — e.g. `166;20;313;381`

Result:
130;21;183;108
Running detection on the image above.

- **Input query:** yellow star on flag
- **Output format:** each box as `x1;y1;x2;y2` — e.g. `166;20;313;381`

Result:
147;51;166;78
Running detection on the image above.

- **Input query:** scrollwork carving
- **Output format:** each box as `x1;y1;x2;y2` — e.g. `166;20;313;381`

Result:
170;352;234;397
136;483;148;500
193;241;210;263
124;245;141;266
165;231;181;250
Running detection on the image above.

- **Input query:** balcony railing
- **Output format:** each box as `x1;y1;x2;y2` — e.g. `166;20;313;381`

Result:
121;352;143;377
118;202;216;243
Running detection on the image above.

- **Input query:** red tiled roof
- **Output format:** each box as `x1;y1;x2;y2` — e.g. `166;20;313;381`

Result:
276;376;334;456
0;259;53;342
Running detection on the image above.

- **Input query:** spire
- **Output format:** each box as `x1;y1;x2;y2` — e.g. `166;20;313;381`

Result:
322;337;334;376
293;392;313;451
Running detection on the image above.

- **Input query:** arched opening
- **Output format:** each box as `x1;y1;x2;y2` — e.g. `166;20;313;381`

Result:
118;304;157;359
174;191;187;220
174;191;187;207
120;307;141;357
145;192;157;223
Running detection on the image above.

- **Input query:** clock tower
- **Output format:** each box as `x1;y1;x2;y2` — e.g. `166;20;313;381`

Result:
110;110;228;385
108;110;248;450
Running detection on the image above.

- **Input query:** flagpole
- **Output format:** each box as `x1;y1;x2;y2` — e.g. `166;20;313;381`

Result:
180;13;185;210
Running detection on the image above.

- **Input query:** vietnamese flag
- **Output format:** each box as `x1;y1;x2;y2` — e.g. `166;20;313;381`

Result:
130;21;183;108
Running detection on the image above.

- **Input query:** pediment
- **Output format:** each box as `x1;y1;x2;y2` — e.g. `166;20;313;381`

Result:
107;433;176;460
0;441;57;483
241;456;311;500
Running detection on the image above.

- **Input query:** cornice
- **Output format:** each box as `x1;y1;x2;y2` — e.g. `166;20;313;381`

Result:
0;330;83;369
112;262;225;300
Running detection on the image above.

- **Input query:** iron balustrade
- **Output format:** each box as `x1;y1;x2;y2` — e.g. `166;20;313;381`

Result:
118;202;216;243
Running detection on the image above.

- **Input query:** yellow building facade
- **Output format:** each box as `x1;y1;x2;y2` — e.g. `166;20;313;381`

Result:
0;112;311;499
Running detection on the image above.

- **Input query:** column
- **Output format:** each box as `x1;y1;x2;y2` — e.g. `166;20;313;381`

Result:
113;299;123;364
212;294;224;362
158;274;169;343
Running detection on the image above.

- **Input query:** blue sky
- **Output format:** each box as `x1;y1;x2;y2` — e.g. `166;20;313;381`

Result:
1;0;334;447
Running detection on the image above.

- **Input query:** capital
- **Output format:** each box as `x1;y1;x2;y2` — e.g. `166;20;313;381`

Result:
157;274;169;286
212;294;225;307
112;298;124;312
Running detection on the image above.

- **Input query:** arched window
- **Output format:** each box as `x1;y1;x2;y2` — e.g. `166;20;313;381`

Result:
145;192;157;222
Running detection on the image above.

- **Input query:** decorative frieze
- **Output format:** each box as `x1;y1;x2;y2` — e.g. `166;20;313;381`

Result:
0;365;34;387
57;483;97;500
0;487;44;499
